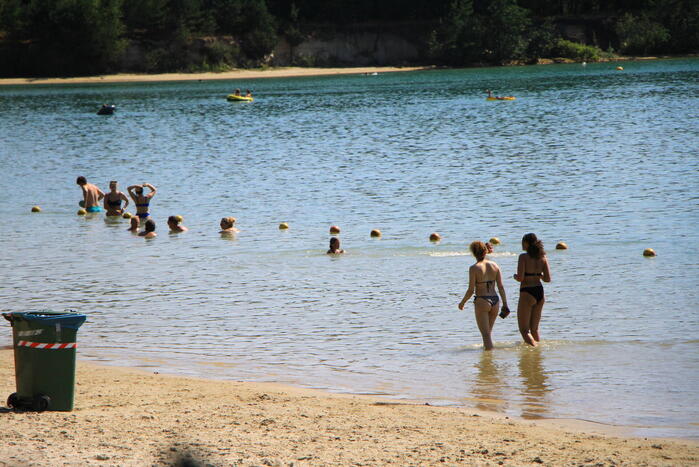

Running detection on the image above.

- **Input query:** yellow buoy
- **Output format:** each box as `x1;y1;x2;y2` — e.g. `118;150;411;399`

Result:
489;237;501;245
122;212;132;219
31;206;42;213
616;66;624;71
556;242;568;250
77;208;87;216
429;232;441;242
643;248;656;257
329;225;341;235
370;229;382;238
279;222;289;230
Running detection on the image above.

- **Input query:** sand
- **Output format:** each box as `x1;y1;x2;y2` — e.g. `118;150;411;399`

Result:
0;350;697;466
0;66;429;86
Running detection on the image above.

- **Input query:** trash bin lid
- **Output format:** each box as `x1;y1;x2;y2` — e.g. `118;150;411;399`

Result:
5;311;86;330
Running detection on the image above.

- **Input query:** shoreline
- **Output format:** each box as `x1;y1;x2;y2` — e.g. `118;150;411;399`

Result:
0;66;430;86
0;55;696;87
1;350;697;465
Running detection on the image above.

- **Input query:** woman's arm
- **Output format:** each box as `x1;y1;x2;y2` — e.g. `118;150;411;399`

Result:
120;192;129;210
144;183;157;198
542;256;551;283
458;266;476;310
513;254;525;282
495;265;508;309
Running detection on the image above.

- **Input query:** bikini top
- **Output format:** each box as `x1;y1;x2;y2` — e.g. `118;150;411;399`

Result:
477;279;495;292
107;197;121;207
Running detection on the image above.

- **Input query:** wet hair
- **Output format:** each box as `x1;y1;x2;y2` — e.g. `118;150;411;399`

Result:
168;215;180;225
76;176;86;185
144;219;156;232
109;180;117;187
329;237;340;249
470;241;487;261
135;186;143;194
220;217;236;228
522;233;545;259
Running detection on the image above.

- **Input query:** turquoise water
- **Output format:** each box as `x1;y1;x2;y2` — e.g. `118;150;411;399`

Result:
1;59;698;438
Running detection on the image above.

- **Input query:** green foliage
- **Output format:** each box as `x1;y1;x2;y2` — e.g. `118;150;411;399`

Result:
615;13;669;55
552;39;602;61
481;0;531;64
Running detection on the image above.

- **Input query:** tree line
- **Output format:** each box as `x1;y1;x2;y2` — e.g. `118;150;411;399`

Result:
0;0;696;77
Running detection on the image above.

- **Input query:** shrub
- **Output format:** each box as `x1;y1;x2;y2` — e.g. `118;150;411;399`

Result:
553;39;602;61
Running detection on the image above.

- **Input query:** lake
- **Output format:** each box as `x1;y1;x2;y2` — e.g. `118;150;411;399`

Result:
1;59;698;438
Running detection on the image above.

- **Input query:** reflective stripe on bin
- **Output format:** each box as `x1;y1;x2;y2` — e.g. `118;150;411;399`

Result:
17;340;77;349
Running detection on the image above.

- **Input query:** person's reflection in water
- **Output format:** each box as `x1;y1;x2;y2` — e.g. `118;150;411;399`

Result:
471;352;507;413
518;347;551;419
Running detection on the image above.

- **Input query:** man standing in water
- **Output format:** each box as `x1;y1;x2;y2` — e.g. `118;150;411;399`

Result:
76;176;104;212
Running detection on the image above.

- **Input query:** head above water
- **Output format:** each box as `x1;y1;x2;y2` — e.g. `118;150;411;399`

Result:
168;215;181;226
76;176;87;186
329;237;341;249
469;241;487;261
135;185;144;195
522;233;545;259
220;217;236;229
144;219;156;233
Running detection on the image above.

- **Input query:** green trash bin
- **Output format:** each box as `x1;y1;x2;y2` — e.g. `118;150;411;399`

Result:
3;310;86;411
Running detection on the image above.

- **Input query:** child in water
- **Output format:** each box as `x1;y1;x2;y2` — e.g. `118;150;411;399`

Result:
127;216;140;233
327;237;345;254
139;219;157;238
219;217;239;233
167;215;188;233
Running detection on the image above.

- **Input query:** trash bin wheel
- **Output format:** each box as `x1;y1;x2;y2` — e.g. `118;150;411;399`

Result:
7;392;19;408
32;394;50;412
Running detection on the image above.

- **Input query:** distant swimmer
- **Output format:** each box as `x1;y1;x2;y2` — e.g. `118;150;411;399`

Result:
76;176;104;212
513;233;551;347
219;217;239;234
327;237;345;254
233;88;241;96
168;215;188;233
458;241;510;351
485;89;515;100
127;216;140;233
127;183;156;220
103;180;129;216
245;89;252;98
485;242;494;255
138;219;157;238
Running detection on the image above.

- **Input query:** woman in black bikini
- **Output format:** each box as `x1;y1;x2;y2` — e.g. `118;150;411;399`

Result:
103;180;129;216
514;233;551;347
458;241;510;350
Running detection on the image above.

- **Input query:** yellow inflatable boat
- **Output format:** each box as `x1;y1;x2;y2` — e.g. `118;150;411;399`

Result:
486;96;516;101
227;95;254;102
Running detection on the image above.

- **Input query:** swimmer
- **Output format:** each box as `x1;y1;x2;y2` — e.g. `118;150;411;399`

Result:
167;215;188;233
127;183;156;220
233;88;241;96
76;176;104;212
485;242;494;255
138;219;157;238
245;89;252;98
127;216;140;233
513;233;551;347
219;217;239;233
458;241;510;351
103;180;129;216
327;237;345;254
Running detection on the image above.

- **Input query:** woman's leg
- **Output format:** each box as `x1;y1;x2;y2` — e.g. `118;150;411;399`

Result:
529;298;545;342
517;292;538;347
488;303;499;332
474;299;495;350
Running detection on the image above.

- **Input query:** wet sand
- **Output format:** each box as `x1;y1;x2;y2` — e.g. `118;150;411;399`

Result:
0;66;429;86
1;350;697;466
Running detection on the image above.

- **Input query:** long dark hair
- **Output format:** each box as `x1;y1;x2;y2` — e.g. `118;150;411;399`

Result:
522;233;545;259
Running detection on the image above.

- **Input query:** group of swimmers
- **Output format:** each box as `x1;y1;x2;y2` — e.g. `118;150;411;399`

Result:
458;233;551;350
76;176;341;247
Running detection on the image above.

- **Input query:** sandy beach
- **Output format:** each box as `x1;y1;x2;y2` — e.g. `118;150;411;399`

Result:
0;350;696;466
0;66;429;86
